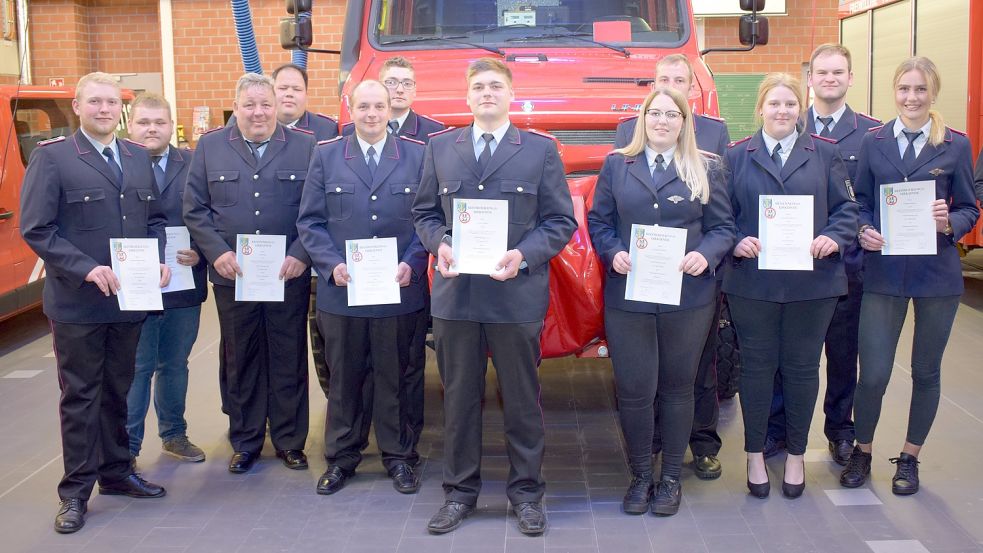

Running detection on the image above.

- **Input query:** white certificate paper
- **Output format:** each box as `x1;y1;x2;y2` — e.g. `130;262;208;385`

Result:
109;238;163;311
879;180;937;256
235;234;285;302
758;195;814;271
451;198;509;275
346;237;401;307
625;224;687;306
161;226;195;293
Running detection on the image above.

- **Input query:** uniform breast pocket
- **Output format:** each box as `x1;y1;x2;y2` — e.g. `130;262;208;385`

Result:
500;180;539;224
277;170;306;206
65;188;107;231
439;180;462;217
325;182;355;221
135;187;157;222
207;171;239;207
390;183;417;220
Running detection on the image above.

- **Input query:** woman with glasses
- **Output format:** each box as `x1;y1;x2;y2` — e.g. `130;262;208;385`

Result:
724;73;857;499
840;57;978;495
588;87;735;516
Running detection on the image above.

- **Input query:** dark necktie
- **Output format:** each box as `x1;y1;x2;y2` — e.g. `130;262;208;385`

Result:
478;133;494;173
902;130;921;172
152;155;165;189
247;140;269;162
103;146;123;187
366;146;378;176
652;153;666;182
388;120;400;134
771;143;783;169
818;116;834;137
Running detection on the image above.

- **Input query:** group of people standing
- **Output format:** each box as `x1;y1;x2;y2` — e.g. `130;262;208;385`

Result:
19;42;983;538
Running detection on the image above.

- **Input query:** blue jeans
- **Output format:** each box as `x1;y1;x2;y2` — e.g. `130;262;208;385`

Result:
126;305;202;455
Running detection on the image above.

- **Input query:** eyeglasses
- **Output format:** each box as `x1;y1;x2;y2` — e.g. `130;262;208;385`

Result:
645;109;683;121
383;78;417;90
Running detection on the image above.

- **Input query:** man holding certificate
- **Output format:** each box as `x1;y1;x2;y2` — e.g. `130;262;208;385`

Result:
723;73;857;500
588;87;734;516
297;80;428;496
20;72;170;533
413;58;576;535
184;73;315;475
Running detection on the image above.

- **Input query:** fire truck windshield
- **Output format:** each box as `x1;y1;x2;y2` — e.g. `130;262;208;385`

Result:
373;0;689;49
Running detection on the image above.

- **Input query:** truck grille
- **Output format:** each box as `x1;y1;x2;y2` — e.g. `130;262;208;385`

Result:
548;129;617;145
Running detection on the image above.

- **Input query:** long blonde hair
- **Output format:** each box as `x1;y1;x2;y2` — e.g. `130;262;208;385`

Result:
616;87;713;204
893;56;945;146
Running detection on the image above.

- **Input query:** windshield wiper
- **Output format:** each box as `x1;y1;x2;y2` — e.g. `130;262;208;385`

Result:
380;35;505;56
505;32;630;57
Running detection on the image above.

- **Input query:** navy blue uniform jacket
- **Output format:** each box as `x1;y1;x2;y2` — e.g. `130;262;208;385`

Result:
615;114;730;155
342;109;446;144
20;131;166;323
722;131;859;303
295;111;339;142
297;133;428;317
157;145;208;309
588;152;736;313
806;106;881;275
854;120;979;297
412;125;577;323
183;124;315;286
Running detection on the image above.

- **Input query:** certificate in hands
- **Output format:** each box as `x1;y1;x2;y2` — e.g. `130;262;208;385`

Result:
109;238;163;311
346;237;401;307
879;180;937;256
625;224;687;306
451;198;509;275
234;234;286;302
758;194;814;271
161;226;195;293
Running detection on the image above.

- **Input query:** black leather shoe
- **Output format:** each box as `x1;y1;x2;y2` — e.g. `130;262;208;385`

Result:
622;472;653;515
99;474;166;498
694;454;722;480
763;435;785;459
839;446;872;488
513;501;547;535
316;465;353;495
829;439;854;466
276;449;308;470
889;453;919;495
747;461;770;499
781;461;805;499
651;476;682;516
388;462;420;494
228;451;258;474
54;498;87;534
427;501;474;534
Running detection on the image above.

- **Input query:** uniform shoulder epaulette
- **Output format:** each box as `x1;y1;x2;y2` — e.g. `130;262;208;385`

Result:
427;127;456;139
618;114;638;123
317;136;343;146
727;135;752;148
948;127;967;137
417;113;445;126
315;112;337;123
123;138;146;148
857;111;880;123
811;133;838;144
527;128;558;142
866;124;884;133
699;113;726;123
289;126;314;135
200;126;224;136
37;136;66;146
341;121;354;129
398;135;425;146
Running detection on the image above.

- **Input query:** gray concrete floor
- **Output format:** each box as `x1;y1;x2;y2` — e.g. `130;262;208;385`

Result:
2;255;983;553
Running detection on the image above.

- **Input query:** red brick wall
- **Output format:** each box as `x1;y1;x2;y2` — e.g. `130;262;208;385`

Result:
702;1;840;75
29;0;91;87
88;0;162;74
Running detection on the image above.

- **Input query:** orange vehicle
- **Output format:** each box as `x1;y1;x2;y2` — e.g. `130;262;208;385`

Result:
0;86;132;323
283;0;767;356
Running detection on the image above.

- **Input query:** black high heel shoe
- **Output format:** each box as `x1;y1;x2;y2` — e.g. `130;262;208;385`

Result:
782;457;805;499
747;460;770;498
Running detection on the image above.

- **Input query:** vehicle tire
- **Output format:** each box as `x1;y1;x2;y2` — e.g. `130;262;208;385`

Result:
714;293;741;400
308;277;330;397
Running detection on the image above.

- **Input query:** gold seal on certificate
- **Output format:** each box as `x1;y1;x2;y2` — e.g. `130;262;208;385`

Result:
109;238;163;311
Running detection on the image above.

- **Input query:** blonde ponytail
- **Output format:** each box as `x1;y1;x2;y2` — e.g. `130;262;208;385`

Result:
927;109;945;146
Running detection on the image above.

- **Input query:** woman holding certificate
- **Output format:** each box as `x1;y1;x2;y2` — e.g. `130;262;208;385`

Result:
723;73;857;499
588;87;735;516
841;57;979;496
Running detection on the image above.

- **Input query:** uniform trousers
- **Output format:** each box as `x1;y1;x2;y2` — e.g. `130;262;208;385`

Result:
213;279;310;454
51;320;142;500
319;310;419;471
854;292;960;446
729;295;837;455
434;317;545;506
607;304;715;478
